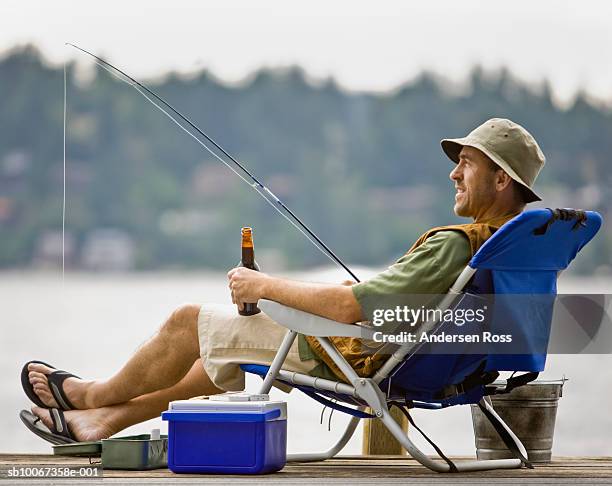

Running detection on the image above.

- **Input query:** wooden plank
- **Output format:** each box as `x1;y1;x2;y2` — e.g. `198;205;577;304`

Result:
2;454;612;480
362;407;408;455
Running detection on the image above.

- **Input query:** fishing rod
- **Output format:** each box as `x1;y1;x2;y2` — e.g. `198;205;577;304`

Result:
65;43;360;282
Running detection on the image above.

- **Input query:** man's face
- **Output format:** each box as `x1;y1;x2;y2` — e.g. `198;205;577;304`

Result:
449;146;498;218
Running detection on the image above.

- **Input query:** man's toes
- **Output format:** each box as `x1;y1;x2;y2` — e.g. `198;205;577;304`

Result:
33;383;51;397
28;363;54;374
30;375;47;386
33;386;51;399
31;406;52;429
32;383;57;408
29;371;48;383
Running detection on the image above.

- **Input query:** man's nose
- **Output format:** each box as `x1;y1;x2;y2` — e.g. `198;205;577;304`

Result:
449;164;461;181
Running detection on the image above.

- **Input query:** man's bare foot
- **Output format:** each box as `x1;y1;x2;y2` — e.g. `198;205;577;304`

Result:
31;406;117;442
28;363;94;410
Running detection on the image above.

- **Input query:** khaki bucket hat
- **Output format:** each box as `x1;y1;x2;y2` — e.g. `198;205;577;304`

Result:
441;118;546;202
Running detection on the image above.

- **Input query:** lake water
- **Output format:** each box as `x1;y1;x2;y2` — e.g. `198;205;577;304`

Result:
1;269;611;456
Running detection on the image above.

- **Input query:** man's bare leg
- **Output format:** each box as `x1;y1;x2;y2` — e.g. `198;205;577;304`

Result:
31;358;223;442
28;304;202;410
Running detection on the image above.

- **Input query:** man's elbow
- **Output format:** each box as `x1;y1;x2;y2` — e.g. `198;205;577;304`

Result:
336;293;363;324
338;309;363;324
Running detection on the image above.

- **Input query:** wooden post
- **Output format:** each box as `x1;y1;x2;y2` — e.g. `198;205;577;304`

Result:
362;407;409;455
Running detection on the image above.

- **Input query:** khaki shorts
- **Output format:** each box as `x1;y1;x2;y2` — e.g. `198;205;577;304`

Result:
197;303;320;392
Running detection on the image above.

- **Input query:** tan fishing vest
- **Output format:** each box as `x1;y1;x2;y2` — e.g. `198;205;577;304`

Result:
304;213;519;381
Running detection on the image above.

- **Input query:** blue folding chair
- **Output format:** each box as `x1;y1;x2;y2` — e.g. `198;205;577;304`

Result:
241;208;602;472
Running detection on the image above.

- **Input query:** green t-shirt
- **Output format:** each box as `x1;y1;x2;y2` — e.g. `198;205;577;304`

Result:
297;231;472;377
352;230;471;302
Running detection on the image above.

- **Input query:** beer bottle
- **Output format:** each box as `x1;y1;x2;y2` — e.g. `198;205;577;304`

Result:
238;227;261;316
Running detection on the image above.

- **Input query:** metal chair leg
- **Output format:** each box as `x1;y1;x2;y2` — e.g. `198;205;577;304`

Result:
287;413;362;462
259;330;297;395
375;397;524;472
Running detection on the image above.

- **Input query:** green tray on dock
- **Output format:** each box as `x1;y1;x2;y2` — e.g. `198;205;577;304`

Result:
53;440;101;457
53;433;168;470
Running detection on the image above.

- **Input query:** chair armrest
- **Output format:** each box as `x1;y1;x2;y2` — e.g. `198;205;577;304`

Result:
259;299;376;339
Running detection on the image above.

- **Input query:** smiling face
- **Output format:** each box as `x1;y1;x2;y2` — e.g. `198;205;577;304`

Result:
449;146;500;219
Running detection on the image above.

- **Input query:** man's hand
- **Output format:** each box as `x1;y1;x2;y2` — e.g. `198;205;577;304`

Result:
227;267;270;311
227;269;362;323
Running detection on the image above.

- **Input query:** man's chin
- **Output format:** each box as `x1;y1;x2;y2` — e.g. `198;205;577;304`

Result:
453;204;471;218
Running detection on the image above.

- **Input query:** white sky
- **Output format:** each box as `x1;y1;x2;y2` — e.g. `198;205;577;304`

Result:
2;0;612;106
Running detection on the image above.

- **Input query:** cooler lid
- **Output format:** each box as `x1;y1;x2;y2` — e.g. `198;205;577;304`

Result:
162;409;282;423
167;396;287;420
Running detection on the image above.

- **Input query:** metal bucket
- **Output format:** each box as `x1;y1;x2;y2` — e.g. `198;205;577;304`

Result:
470;380;565;463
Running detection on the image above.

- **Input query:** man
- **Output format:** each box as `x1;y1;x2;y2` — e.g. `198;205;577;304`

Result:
22;118;545;443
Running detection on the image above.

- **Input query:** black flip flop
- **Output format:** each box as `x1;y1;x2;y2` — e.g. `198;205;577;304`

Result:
21;360;80;410
19;409;76;445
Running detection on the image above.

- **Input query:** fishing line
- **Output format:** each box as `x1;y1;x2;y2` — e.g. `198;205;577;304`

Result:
90;57;337;272
62;62;67;284
65;43;359;282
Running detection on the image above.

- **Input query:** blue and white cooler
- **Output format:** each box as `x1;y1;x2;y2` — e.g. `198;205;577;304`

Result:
162;393;287;474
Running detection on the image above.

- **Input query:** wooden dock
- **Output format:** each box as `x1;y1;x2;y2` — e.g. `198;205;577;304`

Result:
2;454;612;485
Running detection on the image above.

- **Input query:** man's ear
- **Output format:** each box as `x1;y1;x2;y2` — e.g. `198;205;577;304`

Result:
495;170;513;192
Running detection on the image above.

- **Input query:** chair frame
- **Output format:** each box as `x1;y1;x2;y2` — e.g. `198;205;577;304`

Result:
256;265;530;472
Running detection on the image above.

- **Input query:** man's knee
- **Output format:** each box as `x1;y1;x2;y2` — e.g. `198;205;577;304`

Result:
162;303;200;338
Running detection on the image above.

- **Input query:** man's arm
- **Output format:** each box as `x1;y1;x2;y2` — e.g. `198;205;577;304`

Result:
227;267;363;324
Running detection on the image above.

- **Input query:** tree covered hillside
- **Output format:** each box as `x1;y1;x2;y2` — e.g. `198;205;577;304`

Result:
0;46;610;273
